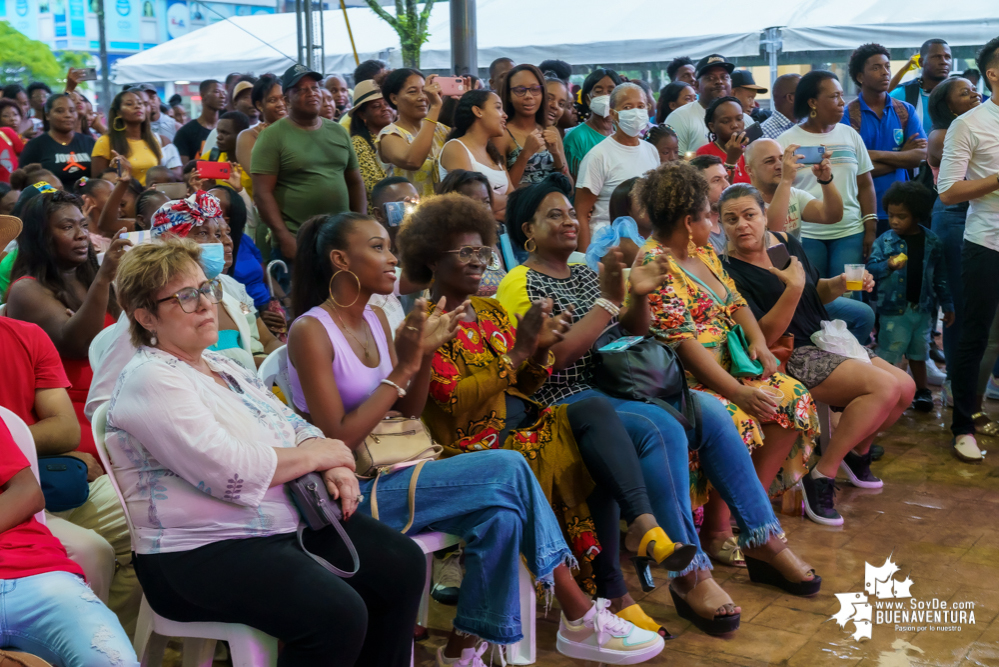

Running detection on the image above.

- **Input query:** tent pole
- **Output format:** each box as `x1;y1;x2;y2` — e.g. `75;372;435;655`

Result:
450;0;477;77
295;0;304;66
764;26;782;112
340;0;360;67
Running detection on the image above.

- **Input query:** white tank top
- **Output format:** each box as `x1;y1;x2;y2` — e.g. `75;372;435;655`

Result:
438;139;509;196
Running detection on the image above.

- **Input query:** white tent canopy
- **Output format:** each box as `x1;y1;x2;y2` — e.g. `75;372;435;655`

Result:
113;0;999;85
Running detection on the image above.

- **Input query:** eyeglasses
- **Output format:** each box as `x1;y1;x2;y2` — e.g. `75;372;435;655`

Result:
156;278;223;313
446;245;499;270
511;85;543;98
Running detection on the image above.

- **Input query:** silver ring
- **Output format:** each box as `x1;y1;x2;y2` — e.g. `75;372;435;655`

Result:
406;326;418;331
356;495;364;504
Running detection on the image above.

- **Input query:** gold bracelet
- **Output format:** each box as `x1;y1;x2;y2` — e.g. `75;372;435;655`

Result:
424;118;438;126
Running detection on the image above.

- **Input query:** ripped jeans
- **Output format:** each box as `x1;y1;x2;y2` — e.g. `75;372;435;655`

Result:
0;570;138;667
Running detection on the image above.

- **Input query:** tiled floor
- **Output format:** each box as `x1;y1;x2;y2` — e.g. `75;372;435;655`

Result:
163;388;999;666
412;393;999;666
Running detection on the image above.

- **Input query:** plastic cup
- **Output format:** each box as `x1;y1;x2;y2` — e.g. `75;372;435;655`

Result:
844;264;865;292
759;386;783;406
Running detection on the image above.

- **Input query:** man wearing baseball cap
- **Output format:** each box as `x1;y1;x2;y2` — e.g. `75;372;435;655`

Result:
251;64;366;267
731;69;770;123
669;54;754;153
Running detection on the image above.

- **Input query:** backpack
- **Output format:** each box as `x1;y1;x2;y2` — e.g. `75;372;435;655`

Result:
845;96;910;135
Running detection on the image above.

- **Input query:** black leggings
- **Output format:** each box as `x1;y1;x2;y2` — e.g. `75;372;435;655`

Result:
134;513;426;667
565;396;653;599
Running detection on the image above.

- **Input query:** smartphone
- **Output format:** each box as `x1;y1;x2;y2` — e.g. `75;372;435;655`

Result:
795;145;826;165
383;201;406;228
153;182;187;199
196;160;231;180
78;67;98;81
436;76;466;97
767;242;791;270
599;336;646;352
743;122;763;143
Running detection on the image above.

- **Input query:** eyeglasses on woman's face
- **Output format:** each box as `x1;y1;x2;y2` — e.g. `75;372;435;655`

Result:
446;245;499;270
511;85;543;98
156;278;223;313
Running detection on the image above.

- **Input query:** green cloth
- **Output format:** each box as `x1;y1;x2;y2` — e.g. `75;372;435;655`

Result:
564;123;608;180
250;117;360;235
0;248;16;303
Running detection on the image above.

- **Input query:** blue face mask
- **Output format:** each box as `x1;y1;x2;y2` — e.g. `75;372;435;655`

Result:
200;243;225;279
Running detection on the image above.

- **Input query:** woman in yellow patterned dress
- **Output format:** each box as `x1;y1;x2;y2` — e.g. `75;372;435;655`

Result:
634;162;819;535
398;193;700;637
347;80;394;209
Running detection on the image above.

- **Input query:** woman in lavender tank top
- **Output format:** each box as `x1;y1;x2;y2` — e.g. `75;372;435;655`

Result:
286;212;665;666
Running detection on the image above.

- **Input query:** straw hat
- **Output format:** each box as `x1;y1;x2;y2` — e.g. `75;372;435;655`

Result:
0;215;21;251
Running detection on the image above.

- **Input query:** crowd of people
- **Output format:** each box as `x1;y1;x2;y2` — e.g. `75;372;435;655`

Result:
0;33;997;667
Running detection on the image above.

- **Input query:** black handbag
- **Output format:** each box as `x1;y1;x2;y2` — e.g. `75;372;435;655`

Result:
590;324;701;446
287;472;360;578
38;456;90;512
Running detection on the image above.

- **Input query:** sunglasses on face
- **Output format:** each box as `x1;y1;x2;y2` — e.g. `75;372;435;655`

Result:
156;278;223;313
446;245;500;270
511;85;543;98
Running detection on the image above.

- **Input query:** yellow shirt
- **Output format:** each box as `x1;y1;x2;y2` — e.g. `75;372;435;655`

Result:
93;134;161;186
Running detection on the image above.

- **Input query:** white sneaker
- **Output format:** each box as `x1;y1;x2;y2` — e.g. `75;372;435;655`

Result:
430;546;462;606
952;435;986;463
436;643;487;667
941;380;953;408
557;598;664;665
925;362;946;387
986;376;999;400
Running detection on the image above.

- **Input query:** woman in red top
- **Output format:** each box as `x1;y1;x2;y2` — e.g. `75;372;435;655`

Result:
695;96;751;184
0;119;23;184
5;188;131;458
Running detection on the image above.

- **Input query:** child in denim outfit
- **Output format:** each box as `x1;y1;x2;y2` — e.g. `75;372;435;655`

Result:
867;181;954;412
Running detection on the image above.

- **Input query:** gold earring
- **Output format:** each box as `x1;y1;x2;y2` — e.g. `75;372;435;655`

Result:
328;270;361;308
112;116;126;131
809;109;817;119
525;237;537;253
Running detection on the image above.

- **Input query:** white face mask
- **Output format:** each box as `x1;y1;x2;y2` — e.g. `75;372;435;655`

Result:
589;94;611;117
615;108;648;137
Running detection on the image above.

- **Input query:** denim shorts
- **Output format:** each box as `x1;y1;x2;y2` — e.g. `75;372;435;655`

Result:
878;303;932;364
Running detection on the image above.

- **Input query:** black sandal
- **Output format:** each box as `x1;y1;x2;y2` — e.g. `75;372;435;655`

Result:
668;577;741;636
744;549;822;596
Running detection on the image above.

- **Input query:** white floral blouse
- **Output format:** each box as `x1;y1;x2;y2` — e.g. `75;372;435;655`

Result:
106;347;323;554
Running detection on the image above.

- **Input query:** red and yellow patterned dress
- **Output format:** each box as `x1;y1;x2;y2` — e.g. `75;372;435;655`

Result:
423;296;600;593
637;239;819;505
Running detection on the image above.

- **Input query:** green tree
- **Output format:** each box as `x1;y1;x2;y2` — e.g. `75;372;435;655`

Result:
0;21;91;88
362;0;438;68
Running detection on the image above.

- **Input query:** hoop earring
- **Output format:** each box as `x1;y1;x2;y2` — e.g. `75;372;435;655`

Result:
113;116;126;131
809;109;817;119
328;270;361;308
524;237;537;253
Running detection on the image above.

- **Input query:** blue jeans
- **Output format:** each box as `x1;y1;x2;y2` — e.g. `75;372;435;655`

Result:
931;197;968;379
0;571;138;666
358;450;570;645
825;296;876;346
560;389;783;577
801;231;865;280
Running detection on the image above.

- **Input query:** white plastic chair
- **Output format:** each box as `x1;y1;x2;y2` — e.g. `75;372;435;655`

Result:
256;346;293;406
408;532;536;665
88;323;120;373
91;404;278;667
0;406;45;525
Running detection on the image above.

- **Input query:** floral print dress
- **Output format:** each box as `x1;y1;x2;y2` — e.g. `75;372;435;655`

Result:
423;297;601;594
637;239;819;504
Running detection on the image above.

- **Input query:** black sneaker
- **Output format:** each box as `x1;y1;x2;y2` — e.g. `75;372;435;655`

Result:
430;546;462;606
840;450;883;489
868;443;884;461
801;473;843;526
912;388;934;413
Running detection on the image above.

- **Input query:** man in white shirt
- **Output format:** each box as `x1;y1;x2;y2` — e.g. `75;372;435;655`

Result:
938;36;999;462
671;54;754;154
